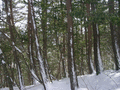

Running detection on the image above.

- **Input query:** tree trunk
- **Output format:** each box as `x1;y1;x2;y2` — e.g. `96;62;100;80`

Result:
42;0;52;82
62;34;66;77
8;0;25;89
28;0;38;85
109;0;120;70
28;0;49;89
0;49;13;90
9;16;25;90
92;2;103;75
86;3;95;74
118;0;120;55
66;0;78;89
60;0;66;78
80;26;84;75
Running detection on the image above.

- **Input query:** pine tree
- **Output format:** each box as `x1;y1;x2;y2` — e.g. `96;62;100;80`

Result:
86;3;95;74
91;1;103;75
66;0;78;89
109;0;120;70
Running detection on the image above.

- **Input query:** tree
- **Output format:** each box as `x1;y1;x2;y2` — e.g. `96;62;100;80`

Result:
6;0;25;89
109;0;120;70
118;0;120;56
66;0;78;89
28;0;38;85
28;0;50;89
86;3;95;74
1;0;120;89
91;1;103;75
41;0;52;82
0;48;13;90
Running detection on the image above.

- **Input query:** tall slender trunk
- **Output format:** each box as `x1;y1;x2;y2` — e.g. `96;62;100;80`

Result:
42;0;52;82
0;65;2;87
109;0;120;70
60;0;66;78
80;26;84;75
42;0;47;62
85;20;88;71
28;0;49;89
92;2;103;75
66;0;78;89
42;0;47;75
8;0;25;89
62;34;66;77
86;3;95;74
0;49;13;90
117;0;120;69
118;0;120;53
9;15;25;90
28;0;37;85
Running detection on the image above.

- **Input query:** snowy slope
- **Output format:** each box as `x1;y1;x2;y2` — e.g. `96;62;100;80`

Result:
1;70;120;90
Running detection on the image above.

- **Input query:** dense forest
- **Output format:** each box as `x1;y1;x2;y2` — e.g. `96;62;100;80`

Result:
0;0;120;90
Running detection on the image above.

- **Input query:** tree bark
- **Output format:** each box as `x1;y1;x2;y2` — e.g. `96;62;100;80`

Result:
28;0;49;89
118;0;120;54
62;34;66;77
92;2;103;75
28;0;38;85
80;26;84;75
0;49;13;90
60;0;66;78
86;3;94;74
8;0;25;89
109;0;120;70
66;0;78;89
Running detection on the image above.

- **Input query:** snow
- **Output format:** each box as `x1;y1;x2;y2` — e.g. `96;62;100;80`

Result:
15;46;22;53
30;69;39;85
29;39;38;85
96;24;103;72
18;66;25;90
0;48;2;54
1;70;120;90
12;42;15;45
4;33;10;38
90;58;95;73
72;59;77;89
35;33;49;89
2;60;6;64
70;27;72;32
28;1;49;89
115;40;120;67
97;44;103;71
70;33;77;89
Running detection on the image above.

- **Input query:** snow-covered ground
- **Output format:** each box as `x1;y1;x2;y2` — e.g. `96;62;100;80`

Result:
1;70;120;90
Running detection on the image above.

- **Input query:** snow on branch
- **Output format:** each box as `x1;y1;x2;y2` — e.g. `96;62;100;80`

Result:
2;60;6;64
3;33;22;53
4;33;10;39
14;46;22;53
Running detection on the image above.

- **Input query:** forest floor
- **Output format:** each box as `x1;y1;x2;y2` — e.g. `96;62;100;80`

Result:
1;70;120;90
